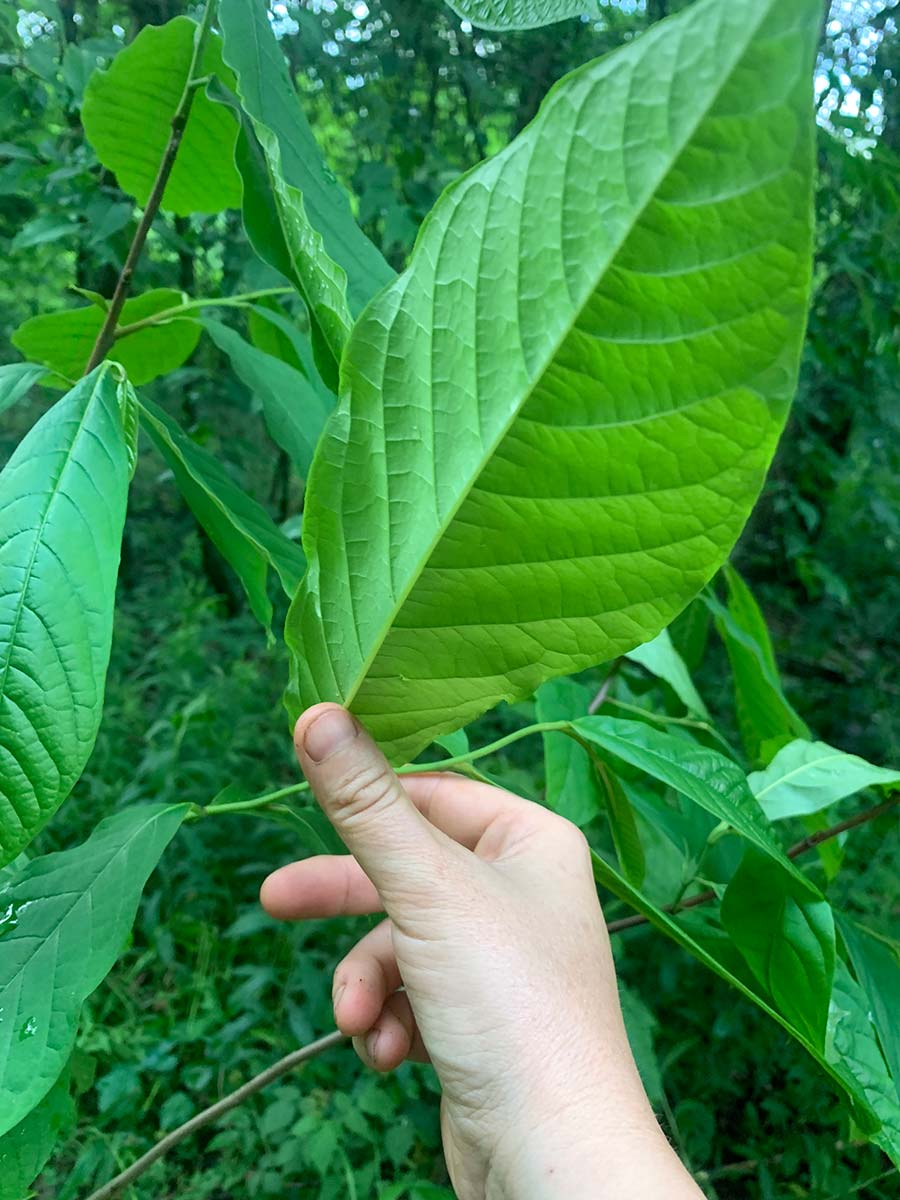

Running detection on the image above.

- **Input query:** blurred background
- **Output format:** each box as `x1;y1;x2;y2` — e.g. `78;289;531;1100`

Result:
1;1;898;1196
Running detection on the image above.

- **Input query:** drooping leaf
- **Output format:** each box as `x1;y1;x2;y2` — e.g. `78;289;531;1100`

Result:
81;16;241;216
749;738;900;821
721;848;835;1047
0;804;188;1137
287;0;820;764
706;566;810;765
536;678;602;827
625;629;709;717
0;1065;74;1200
11;288;201;385
826;960;900;1164
444;1;594;31
201;318;333;479
139;397;305;632
619;986;664;1107
217;0;393;317
590;852;893;1152
0;367;130;866
839;918;900;1098
0;362;45;417
571;717;797;878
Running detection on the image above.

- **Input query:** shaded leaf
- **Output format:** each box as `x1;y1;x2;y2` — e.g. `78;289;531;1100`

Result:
625;628;709;717
619;986;663;1106
0;367;130;865
839;918;900;1099
11;288;200;386
722;847;835;1047
287;0;819;764
139;397;305;633
217;0;393;316
749;738;900;821
201;317;333;479
0;1065;74;1200
0;804;188;1137
11;214;76;252
81;16;241;216
536;677;602;827
0;362;45;417
706;566;810;765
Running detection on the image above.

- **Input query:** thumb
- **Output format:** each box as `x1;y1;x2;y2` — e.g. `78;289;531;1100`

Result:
294;704;440;906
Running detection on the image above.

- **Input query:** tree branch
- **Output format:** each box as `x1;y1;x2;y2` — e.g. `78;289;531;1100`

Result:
605;795;898;934
83;0;217;375
82;1031;347;1200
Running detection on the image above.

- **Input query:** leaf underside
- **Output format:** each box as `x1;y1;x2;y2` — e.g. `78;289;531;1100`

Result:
0;367;130;865
444;1;592;32
287;0;819;763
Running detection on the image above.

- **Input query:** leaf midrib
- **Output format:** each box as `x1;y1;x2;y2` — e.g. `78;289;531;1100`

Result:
339;0;776;717
0;369;109;774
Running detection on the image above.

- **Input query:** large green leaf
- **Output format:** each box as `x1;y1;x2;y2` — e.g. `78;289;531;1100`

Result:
0;362;45;417
749;738;900;821
0;804;188;1137
201;317;333;479
444;1;594;30
139;397;305;633
590;853;895;1156
839;918;900;1098
217;0;392;318
0;367;130;866
81;16;241;216
287;0;819;764
721;848;835;1047
11;289;201;386
706;565;810;764
625;629;709;717
0;1065;74;1200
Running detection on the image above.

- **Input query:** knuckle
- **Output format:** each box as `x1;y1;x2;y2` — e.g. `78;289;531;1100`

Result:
329;761;400;826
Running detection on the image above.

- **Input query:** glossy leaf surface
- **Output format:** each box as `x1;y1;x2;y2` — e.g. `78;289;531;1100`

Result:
749;738;900;821
722;848;835;1046
0;804;188;1137
288;0;819;764
445;1;593;30
0;367;130;865
139;397;305;632
81;17;241;215
11;289;200;385
201;317;333;479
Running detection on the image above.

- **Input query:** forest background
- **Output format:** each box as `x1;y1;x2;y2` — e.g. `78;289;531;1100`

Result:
0;0;898;1197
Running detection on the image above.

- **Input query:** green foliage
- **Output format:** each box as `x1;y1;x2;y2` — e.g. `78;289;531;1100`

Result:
0;803;188;1137
0;367;130;864
444;1;594;30
81;16;241;215
287;0;819;763
0;362;45;416
0;1066;75;1200
751;739;900;822
11;288;202;385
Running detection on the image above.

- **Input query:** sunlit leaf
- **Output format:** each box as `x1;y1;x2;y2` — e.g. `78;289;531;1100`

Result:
625;629;709;717
749;738;900;821
0;367;130;865
444;1;595;31
288;0;820;764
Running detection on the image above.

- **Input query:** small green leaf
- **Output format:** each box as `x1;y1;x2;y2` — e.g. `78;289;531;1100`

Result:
11;214;76;252
139;397;305;633
0;804;189;1137
619;986;663;1106
838;918;900;1098
706;566;810;765
0;1065;74;1200
433;729;470;757
722;848;835;1047
0;362;45;417
536;678;602;827
749;739;900;821
201;318;333;479
0;367;130;865
625;629;709;717
217;0;393;317
11;289;201;385
81;16;241;216
444;1;595;31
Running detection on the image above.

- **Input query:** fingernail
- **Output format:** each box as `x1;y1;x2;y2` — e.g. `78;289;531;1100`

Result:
303;708;358;763
366;1030;380;1063
333;984;345;1013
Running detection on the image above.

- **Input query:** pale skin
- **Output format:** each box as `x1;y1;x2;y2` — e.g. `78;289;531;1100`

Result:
261;703;705;1200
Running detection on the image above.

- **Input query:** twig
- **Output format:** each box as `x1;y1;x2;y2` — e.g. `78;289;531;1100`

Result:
588;661;620;713
111;288;294;340
83;0;217;375
82;1031;347;1200
606;796;898;935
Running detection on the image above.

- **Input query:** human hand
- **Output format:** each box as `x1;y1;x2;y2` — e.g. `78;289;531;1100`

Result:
261;704;703;1200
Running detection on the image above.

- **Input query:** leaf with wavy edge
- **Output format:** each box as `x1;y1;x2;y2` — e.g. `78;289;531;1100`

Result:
0;804;188;1137
288;0;819;763
0;366;130;866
